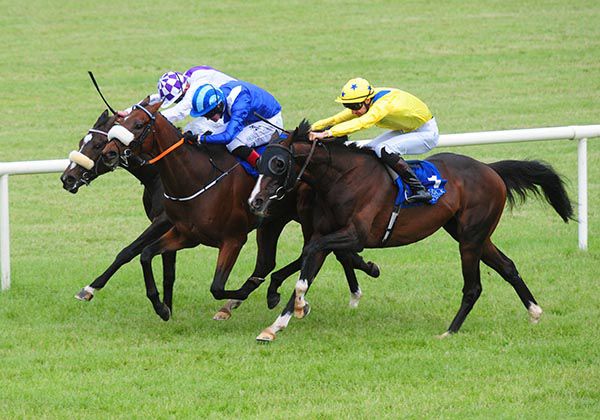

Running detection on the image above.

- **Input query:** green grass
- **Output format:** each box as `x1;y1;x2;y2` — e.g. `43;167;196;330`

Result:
1;0;599;418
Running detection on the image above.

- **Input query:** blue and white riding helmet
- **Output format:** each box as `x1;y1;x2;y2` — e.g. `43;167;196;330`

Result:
190;84;226;118
157;71;189;107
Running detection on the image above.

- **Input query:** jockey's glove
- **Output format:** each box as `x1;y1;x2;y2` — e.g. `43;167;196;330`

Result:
183;131;198;144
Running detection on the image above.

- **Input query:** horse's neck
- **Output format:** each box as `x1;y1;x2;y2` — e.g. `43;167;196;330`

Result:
152;122;233;192
305;144;387;194
125;164;161;190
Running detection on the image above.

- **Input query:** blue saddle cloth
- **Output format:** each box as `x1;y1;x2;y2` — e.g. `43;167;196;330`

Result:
237;145;267;178
394;160;447;207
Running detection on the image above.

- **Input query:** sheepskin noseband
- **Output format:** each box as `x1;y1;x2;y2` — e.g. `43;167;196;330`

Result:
107;125;135;146
68;150;94;170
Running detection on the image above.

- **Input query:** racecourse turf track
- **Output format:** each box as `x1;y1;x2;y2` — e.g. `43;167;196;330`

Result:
0;1;599;418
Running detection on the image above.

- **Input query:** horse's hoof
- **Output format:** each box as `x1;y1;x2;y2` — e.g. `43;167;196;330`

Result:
267;292;281;309
294;302;311;319
157;305;171;321
528;303;543;324
367;262;380;278
213;310;231;321
74;287;94;301
256;327;276;343
436;331;453;339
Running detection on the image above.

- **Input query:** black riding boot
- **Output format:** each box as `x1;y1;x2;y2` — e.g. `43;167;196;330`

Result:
380;149;432;204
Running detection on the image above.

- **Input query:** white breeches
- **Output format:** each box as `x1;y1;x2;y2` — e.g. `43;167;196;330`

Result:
365;117;439;157
226;112;283;152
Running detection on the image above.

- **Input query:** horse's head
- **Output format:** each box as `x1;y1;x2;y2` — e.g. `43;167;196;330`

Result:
102;99;163;170
60;109;120;193
249;121;312;217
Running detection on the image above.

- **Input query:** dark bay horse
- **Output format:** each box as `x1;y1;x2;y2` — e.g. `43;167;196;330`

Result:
60;109;190;315
248;120;574;342
100;102;379;320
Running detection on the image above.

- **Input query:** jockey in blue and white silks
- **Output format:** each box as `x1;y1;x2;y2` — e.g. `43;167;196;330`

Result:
119;65;236;134
183;81;283;168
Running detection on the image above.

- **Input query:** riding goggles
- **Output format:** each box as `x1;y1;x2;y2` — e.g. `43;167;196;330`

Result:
343;102;364;111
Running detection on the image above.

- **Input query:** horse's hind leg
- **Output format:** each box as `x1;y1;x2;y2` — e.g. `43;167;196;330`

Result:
481;240;542;323
334;251;363;308
442;241;484;337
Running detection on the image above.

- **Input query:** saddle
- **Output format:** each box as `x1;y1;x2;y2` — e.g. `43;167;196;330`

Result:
382;160;447;243
391;160;447;207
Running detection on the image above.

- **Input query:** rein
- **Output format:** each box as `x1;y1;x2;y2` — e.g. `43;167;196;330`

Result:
163;162;241;202
294;140;318;184
147;138;184;164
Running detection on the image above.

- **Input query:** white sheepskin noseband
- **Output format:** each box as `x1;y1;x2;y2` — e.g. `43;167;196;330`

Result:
68;151;94;170
107;125;135;146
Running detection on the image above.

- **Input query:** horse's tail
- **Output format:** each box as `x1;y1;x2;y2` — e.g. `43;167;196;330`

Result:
488;160;574;223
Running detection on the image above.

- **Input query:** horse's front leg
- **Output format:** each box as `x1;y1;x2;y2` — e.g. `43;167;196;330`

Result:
208;237;249;302
141;228;196;321
294;226;363;318
213;220;286;320
75;214;172;301
257;250;328;343
161;251;177;311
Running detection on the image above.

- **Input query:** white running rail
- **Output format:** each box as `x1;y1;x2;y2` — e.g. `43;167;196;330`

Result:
1;125;600;290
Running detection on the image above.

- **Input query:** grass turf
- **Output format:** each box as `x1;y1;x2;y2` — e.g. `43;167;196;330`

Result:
1;0;599;418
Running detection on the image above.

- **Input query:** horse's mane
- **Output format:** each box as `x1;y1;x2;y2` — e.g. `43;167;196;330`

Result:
293;119;376;157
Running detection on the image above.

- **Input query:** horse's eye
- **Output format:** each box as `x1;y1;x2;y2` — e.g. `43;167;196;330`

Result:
93;142;104;150
135;122;144;130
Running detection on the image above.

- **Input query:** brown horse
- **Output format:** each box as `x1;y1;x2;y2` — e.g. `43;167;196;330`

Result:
100;102;379;320
248;120;574;342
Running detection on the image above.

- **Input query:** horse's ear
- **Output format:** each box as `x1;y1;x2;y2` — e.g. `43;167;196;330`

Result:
280;127;297;147
148;100;162;113
139;95;152;107
95;109;110;126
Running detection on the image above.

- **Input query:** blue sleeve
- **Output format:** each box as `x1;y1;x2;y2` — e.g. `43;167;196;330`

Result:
202;90;251;145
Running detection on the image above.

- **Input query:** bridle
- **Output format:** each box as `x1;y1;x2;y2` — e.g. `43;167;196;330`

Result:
259;137;319;201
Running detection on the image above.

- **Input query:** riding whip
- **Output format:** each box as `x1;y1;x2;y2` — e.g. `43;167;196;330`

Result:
88;71;117;114
253;112;289;134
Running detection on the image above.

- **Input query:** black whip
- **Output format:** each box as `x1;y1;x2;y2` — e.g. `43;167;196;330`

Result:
88;71;116;114
253;111;289;134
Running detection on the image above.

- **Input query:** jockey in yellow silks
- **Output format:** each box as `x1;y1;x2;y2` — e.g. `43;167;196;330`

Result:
310;78;439;204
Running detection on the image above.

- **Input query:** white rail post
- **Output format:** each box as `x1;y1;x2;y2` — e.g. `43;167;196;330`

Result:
1;174;10;290
578;138;588;250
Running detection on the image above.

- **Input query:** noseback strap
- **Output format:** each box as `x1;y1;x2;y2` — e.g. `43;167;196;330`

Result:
107;125;135;146
68;150;95;170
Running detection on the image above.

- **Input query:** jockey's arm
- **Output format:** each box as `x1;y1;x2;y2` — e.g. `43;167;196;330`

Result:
201;92;251;144
329;103;387;137
312;108;355;131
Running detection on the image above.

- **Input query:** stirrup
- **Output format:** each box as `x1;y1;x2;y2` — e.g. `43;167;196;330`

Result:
406;190;432;204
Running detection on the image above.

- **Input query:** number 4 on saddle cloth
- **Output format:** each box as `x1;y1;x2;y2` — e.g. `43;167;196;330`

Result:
394;160;447;207
382;160;447;243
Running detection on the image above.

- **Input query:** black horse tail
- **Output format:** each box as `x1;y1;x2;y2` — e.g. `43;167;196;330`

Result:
488;160;574;223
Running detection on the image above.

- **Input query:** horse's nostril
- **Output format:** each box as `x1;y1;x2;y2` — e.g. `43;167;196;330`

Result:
251;198;264;211
62;174;75;186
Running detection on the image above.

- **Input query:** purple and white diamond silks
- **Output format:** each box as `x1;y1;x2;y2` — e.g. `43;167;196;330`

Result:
157;71;189;107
